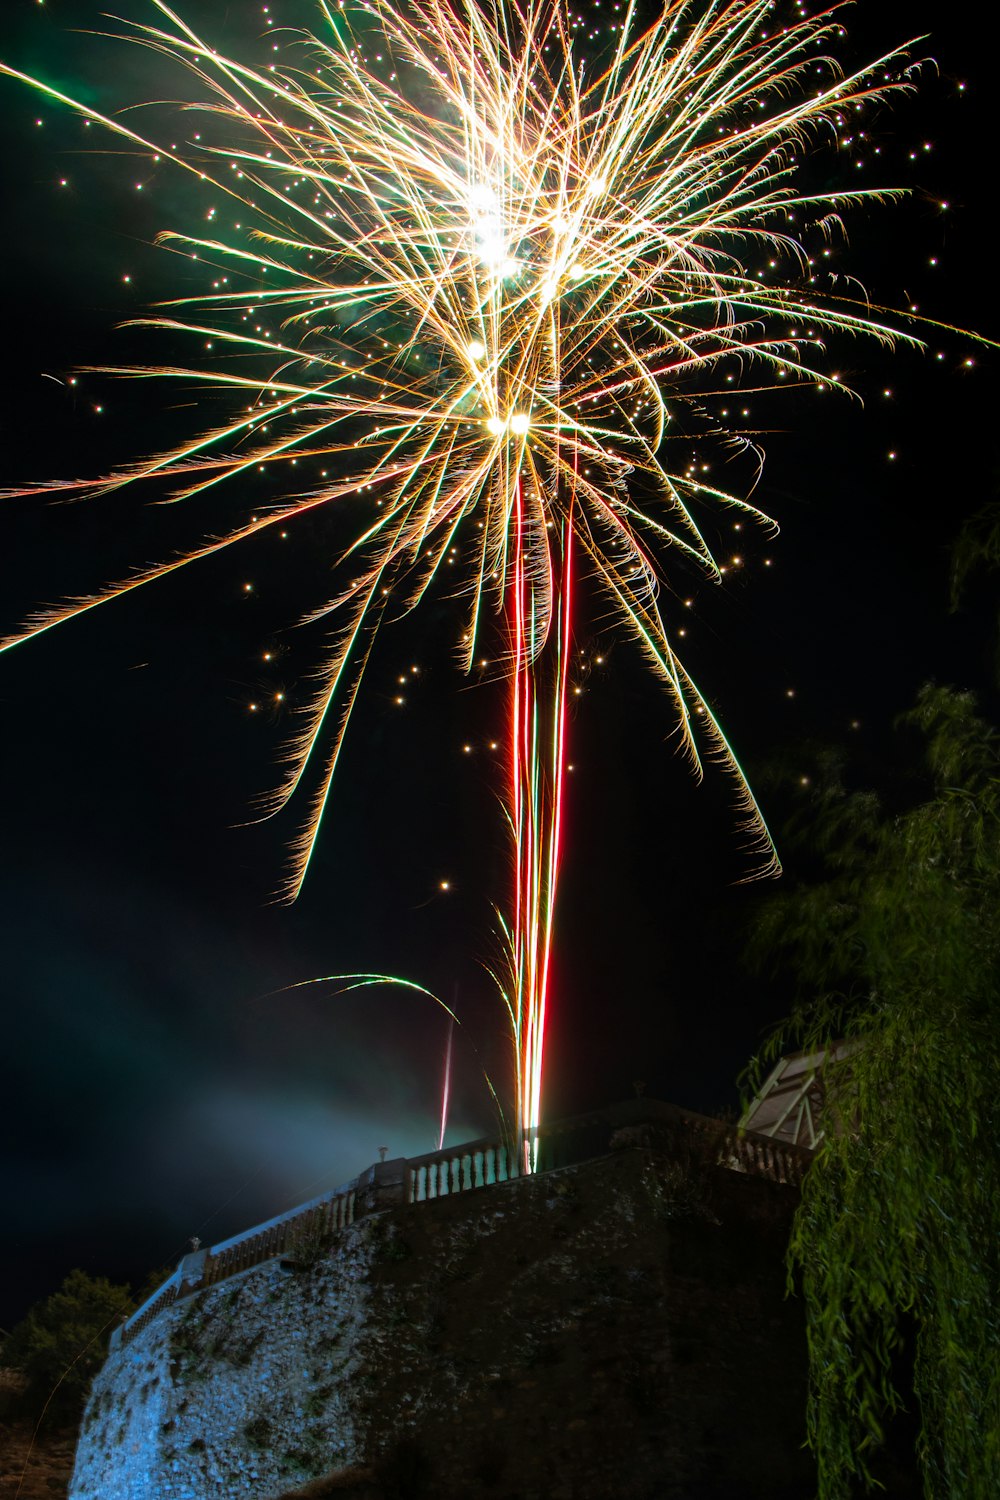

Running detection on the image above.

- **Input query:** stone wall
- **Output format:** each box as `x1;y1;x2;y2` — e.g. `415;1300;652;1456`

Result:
71;1223;375;1500
70;1141;812;1500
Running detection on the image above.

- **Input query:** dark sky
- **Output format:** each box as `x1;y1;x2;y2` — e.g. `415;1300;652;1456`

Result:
1;0;997;1328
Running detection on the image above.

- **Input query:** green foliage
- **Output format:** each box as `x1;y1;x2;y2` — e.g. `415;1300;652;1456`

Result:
243;1415;273;1449
950;501;1000;683
1;1269;133;1417
746;686;1000;1498
132;1262;176;1310
284;1215;332;1268
950;501;1000;614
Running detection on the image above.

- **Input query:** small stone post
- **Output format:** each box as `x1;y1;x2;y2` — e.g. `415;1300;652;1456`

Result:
358;1156;408;1216
177;1246;208;1296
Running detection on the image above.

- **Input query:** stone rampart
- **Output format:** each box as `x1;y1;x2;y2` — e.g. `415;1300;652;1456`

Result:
70;1108;813;1500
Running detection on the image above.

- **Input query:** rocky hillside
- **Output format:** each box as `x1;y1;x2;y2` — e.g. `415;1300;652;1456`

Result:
0;1421;76;1500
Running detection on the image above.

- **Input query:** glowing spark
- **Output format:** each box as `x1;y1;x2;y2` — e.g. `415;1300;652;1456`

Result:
438;1013;455;1152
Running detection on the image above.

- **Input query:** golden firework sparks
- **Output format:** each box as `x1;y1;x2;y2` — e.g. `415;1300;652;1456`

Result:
2;0;935;1144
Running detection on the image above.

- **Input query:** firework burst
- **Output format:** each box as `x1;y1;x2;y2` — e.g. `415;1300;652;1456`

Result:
2;0;924;1151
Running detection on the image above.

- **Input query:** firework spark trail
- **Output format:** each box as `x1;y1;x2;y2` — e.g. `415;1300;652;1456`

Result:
1;0;932;1146
437;1010;455;1152
505;480;574;1167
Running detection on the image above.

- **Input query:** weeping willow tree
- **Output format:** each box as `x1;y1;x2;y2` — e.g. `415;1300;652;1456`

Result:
951;501;1000;609
951;501;1000;684
746;684;1000;1499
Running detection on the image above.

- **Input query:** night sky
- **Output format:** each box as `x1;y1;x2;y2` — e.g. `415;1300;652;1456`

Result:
1;0;997;1329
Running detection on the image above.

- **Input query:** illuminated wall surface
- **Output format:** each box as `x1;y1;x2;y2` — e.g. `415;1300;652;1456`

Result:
69;1142;821;1500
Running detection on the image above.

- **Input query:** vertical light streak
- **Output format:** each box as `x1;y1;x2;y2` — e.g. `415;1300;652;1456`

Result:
531;506;573;1155
437;1010;455;1151
510;474;530;1158
508;479;575;1169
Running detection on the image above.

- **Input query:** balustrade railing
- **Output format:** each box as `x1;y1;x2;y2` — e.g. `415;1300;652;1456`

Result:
115;1099;809;1348
724;1127;807;1186
117;1182;357;1348
408;1139;521;1202
202;1186;356;1289
120;1270;182;1344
